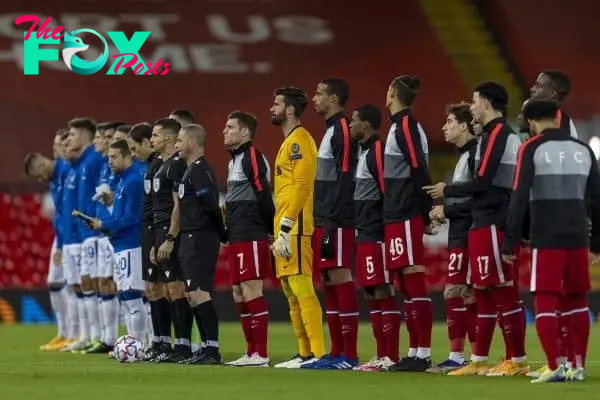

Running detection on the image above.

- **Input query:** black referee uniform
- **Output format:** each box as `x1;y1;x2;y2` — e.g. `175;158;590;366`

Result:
142;152;161;281
177;155;225;364
152;152;187;282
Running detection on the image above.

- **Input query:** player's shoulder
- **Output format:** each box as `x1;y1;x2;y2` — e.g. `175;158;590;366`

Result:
284;126;316;158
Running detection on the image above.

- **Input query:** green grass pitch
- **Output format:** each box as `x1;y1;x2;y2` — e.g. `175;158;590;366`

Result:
0;323;598;399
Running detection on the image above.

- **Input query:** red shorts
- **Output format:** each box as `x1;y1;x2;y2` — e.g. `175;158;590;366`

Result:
227;240;272;284
384;215;425;271
468;225;513;286
355;241;390;287
446;248;469;285
530;248;590;294
312;227;356;270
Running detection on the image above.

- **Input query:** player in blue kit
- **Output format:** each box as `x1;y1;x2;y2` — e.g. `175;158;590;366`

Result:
65;118;106;353
88;140;148;346
85;121;125;353
24;129;75;350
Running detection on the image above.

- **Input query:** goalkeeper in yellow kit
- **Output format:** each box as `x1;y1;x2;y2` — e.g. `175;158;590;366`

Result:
269;86;326;368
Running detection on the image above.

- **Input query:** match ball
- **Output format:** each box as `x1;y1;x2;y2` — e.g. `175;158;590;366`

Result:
113;335;144;363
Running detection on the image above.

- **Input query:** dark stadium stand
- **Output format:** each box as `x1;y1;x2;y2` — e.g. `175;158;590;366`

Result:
481;0;600;119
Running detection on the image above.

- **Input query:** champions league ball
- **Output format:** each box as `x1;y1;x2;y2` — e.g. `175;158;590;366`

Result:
113;335;144;363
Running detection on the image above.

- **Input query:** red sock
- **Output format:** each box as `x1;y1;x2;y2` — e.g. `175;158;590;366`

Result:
473;289;496;357
368;299;384;358
403;300;418;352
380;296;401;362
534;292;560;369
498;313;511;359
466;302;477;348
235;301;253;356
335;281;359;360
558;295;572;364
324;285;342;357
564;294;590;369
247;296;269;358
446;297;466;353
493;286;526;359
402;272;433;348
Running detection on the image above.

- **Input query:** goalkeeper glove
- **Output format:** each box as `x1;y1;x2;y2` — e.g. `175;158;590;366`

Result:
272;217;294;258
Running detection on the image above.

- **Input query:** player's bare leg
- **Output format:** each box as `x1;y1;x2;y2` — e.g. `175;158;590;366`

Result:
389;266;432;372
356;284;398;371
186;289;222;365
227;280;269;367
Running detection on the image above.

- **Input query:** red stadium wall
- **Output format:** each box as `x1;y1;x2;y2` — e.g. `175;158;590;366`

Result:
0;0;469;185
483;0;600;119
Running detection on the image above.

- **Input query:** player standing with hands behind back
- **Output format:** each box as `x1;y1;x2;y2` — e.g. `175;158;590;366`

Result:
176;124;226;365
270;87;326;369
382;76;433;372
502;99;600;383
223;111;275;367
307;78;360;370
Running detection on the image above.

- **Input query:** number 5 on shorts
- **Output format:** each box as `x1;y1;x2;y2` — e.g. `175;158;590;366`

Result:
365;256;374;274
389;238;404;258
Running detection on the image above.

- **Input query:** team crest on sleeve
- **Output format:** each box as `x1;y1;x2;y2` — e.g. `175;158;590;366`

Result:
144;179;151;194
153;178;160;192
178;183;185;199
290;143;302;160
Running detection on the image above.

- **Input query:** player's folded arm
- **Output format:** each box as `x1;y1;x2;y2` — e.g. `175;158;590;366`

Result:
444;129;511;198
501;143;535;254
443;197;472;220
101;184;143;233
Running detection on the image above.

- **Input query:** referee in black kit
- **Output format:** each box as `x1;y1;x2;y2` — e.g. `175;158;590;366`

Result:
175;123;227;365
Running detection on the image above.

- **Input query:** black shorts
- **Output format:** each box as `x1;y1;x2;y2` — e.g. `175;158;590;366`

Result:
142;224;156;282
178;230;220;292
153;224;182;283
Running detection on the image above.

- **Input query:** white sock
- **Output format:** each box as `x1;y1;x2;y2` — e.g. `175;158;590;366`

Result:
144;300;153;345
407;348;417;358
122;297;148;347
83;292;101;341
449;351;464;364
77;296;89;342
417;347;431;359
66;287;79;339
101;295;119;346
97;296;105;343
49;286;68;338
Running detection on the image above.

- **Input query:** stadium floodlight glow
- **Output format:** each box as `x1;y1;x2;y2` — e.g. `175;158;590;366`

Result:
590;136;600;160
